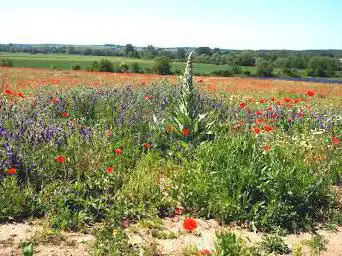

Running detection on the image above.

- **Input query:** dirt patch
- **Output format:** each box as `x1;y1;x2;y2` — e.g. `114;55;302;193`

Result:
1;218;341;255
126;217;342;255
0;220;94;256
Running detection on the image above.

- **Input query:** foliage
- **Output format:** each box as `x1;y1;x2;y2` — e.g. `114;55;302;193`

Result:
260;234;291;254
304;234;328;255
162;52;216;146
306;56;337;77
71;64;81;70
215;231;254;256
256;57;274;77
153;56;172;75
0;176;40;221
0;58;13;67
176;132;333;231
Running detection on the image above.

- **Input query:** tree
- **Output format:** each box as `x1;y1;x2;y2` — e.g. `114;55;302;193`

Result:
125;44;139;57
274;57;289;68
130;62;142;73
176;48;186;60
153;56;171;75
256;58;274;77
237;51;255;66
196;47;212;56
99;59;113;72
71;64;81;70
142;45;157;59
306;57;336;77
0;58;13;67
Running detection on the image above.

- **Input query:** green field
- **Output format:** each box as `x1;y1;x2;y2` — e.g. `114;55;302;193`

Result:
0;52;255;75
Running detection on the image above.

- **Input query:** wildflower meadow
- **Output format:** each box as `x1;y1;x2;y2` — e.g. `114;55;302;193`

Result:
0;53;341;255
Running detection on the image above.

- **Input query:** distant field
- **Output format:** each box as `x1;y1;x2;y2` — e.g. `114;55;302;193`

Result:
0;52;255;75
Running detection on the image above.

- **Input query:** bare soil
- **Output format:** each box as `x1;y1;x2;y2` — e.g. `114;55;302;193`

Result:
1;218;341;255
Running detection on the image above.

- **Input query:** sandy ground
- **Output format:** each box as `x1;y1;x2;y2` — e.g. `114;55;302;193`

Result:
0;219;341;255
0;220;94;256
126;217;342;255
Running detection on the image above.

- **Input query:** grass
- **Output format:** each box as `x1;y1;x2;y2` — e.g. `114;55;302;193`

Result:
0;52;255;74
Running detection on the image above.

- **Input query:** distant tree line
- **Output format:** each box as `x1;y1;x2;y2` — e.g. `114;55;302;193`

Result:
84;56;171;75
1;43;341;77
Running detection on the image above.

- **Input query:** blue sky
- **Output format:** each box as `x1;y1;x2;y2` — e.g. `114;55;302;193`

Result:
1;0;341;49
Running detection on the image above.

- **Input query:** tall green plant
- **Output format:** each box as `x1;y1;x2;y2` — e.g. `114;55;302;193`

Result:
166;52;215;145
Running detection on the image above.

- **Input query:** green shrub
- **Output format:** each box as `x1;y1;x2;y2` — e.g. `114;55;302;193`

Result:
177;132;332;231
113;152;177;220
0;176;39;221
260;234;291;254
215;231;254;256
153;56;171;75
71;64;81;70
0;58;13;67
256;58;274;77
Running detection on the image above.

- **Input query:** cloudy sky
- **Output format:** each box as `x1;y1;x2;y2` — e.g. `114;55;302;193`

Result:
1;0;341;49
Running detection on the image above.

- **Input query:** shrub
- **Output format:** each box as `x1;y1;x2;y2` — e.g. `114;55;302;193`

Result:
119;62;129;72
215;231;254;256
211;69;233;77
282;68;300;77
306;56;336;77
99;59;114;72
0;58;13;67
177;132;332;231
153;56;171;75
0;176;39;221
129;62;142;73
256;58;274;77
260;234;291;254
71;64;81;70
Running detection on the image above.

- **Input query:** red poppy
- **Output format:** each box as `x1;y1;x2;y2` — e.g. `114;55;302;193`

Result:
267;107;273;111
7;168;17;175
175;207;183;215
198;79;204;83
144;95;153;100
298;112;304;118
4;89;13;95
251;128;261;134
259;99;266;103
183;217;197;232
239;102;246;109
114;148;122;155
61;112;69;118
255;110;262;116
199;249;214;255
106;166;113;174
143;143;151;149
306;90;315;97
182;127;190;137
263;125;273;132
18;92;25;98
294;99;300;104
55;155;65;163
270;97;276;102
263;145;272;151
276;101;282;106
256;118;264;124
332;136;340;145
284;98;292;103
